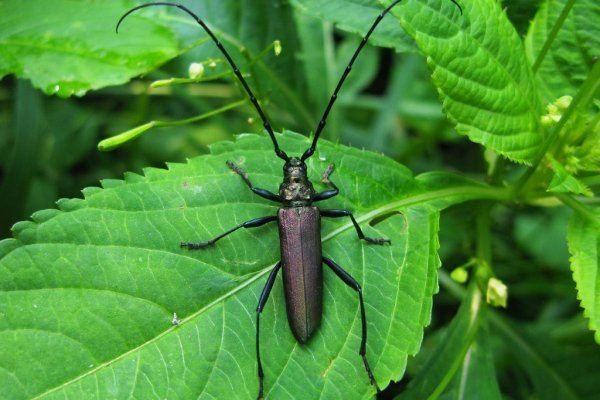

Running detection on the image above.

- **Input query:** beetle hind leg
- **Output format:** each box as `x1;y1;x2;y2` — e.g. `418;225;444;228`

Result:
256;261;282;400
323;256;381;393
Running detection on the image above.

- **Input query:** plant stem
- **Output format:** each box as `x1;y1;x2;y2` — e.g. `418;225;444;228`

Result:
98;100;247;151
532;0;576;74
153;99;247;126
555;193;600;228
513;61;600;197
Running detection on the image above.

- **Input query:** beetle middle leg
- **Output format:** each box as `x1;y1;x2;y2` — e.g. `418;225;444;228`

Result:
181;215;277;249
321;209;391;244
323;256;381;393
227;160;281;202
255;261;282;400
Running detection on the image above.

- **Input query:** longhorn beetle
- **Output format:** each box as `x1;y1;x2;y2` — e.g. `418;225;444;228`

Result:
118;1;462;398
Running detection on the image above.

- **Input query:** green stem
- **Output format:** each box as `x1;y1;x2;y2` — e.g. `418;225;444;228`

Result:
475;205;492;266
513;61;600;196
153;99;247;126
555;193;600;228
532;0;576;74
98;99;247;151
580;175;600;186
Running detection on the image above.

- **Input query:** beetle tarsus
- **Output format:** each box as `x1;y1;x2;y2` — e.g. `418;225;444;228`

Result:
320;209;390;244
321;163;335;184
180;241;212;249
362;354;381;392
365;237;391;245
226;160;249;180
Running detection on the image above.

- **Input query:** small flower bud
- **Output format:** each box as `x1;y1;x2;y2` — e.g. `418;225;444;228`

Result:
188;62;205;79
486;277;508;308
450;267;469;283
274;40;282;56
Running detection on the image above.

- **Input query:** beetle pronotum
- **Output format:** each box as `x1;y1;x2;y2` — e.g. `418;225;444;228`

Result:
117;1;462;398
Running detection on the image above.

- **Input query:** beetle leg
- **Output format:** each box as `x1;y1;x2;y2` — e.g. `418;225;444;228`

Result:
320;209;391;244
312;163;339;202
323;257;380;393
181;215;277;249
227;160;282;203
256;261;282;400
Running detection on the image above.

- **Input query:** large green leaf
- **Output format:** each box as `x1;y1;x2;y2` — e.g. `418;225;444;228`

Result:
0;132;448;399
526;0;600;102
390;0;544;164
0;0;179;97
567;210;600;344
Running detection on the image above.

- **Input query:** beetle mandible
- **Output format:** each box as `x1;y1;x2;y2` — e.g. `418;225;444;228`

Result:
117;1;463;398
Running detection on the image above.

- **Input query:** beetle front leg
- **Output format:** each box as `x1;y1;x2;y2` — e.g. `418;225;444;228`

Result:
320;209;391;244
227;160;281;203
323;256;380;393
181;215;277;249
312;163;339;202
256;261;282;400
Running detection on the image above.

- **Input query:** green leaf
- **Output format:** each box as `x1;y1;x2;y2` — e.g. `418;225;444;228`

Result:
399;282;491;399
0;0;179;97
0;132;443;399
289;0;416;52
567;209;600;343
390;0;544;164
547;156;593;196
441;323;502;400
526;0;600;102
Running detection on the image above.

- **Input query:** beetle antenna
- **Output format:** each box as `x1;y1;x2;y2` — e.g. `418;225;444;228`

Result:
300;0;462;161
117;2;290;161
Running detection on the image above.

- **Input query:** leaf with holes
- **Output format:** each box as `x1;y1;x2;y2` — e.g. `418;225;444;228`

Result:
0;132;454;399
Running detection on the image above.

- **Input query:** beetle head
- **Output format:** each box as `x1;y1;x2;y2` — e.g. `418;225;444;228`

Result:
279;157;314;206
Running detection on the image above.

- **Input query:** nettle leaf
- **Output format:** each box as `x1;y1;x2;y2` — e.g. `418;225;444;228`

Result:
0;132;448;399
526;0;600;102
547;156;593;197
0;0;178;97
390;0;544;164
567;210;600;344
